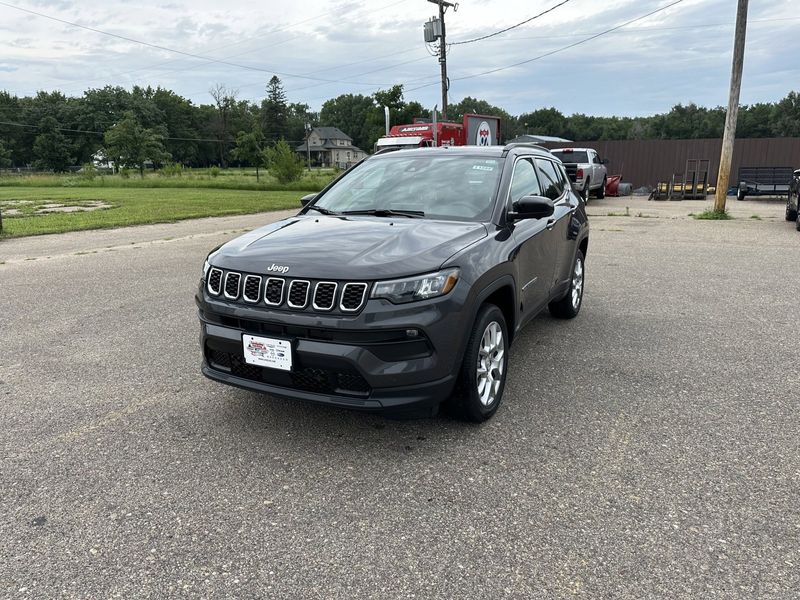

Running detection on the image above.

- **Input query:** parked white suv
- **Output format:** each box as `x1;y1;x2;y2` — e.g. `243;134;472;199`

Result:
551;148;608;201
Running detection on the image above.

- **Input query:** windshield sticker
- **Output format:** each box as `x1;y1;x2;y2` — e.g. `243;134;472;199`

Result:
472;165;495;171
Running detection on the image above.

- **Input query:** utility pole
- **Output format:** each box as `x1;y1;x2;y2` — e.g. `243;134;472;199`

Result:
714;0;749;213
425;0;456;120
304;123;312;171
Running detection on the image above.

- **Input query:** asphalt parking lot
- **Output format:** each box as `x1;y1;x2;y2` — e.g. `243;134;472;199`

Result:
1;197;798;599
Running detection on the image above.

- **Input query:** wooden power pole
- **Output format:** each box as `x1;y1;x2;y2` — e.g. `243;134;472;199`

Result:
714;0;749;212
427;0;456;120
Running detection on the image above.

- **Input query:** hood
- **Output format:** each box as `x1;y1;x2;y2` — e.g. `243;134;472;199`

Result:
210;215;488;280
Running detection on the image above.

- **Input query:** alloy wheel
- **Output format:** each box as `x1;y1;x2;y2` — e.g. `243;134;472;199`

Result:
476;321;505;407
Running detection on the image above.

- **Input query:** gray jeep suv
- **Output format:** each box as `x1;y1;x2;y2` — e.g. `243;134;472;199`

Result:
196;144;589;421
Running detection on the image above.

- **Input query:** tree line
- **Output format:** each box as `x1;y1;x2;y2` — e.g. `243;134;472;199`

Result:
0;76;798;172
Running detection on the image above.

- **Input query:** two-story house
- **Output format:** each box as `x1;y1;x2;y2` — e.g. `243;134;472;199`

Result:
296;127;367;169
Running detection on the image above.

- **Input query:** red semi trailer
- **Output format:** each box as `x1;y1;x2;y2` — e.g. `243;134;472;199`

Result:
375;113;502;152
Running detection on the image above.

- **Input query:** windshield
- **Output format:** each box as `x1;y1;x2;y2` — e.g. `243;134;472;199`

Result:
312;154;502;222
551;150;589;163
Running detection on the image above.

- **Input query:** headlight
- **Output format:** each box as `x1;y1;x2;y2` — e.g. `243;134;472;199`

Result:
202;259;211;279
371;268;460;304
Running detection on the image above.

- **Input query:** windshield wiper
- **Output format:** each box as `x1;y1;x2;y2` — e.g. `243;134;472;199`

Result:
306;205;339;216
342;208;425;218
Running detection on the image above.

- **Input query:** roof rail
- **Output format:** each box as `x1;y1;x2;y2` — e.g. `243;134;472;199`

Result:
503;142;547;151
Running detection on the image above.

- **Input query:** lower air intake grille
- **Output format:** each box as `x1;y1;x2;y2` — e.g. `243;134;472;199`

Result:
207;349;370;397
313;282;337;310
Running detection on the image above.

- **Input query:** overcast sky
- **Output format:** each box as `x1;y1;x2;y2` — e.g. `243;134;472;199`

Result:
1;0;798;118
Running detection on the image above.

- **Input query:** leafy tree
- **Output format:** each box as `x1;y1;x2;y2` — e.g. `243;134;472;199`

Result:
33;116;74;171
320;93;376;151
264;139;303;184
286;102;319;144
232;129;265;180
262;76;289;142
103;112;169;178
448;96;516;139
771;91;800;137
0;139;11;168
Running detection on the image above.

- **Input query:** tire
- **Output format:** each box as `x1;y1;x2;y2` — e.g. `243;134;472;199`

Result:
451;304;509;423
796;208;800;231
737;189;746;201
582;179;590;202
596;177;606;199
549;248;585;320
787;191;798;221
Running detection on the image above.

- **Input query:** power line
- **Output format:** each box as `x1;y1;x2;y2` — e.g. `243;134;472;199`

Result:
0;120;234;143
407;0;686;92
55;0;414;96
449;0;572;45
0;0;395;87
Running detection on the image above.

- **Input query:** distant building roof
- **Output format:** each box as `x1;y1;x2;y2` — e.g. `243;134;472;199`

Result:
508;134;573;144
312;127;352;141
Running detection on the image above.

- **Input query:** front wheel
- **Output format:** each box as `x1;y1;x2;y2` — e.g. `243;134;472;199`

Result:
787;191;798;221
451;304;509;423
549;249;585;319
796;208;800;231
596;178;606;199
582;179;590;202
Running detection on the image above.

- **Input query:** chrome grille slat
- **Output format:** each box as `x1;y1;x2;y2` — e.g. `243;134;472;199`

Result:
242;275;262;303
224;272;241;299
287;280;310;309
264;278;285;306
207;268;223;296
340;283;368;312
313;282;337;311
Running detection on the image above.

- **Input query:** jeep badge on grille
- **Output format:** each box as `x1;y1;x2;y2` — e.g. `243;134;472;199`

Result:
267;264;290;274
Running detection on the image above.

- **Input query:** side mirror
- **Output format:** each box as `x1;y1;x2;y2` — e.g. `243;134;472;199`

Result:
300;193;316;206
601;158;610;165
508;195;555;221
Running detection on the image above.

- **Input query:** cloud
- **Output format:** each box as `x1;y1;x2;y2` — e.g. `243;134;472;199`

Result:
0;0;797;117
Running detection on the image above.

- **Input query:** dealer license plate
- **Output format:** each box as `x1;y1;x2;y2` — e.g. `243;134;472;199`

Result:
242;334;292;372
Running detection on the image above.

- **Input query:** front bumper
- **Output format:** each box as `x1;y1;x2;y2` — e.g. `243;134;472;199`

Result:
196;283;470;411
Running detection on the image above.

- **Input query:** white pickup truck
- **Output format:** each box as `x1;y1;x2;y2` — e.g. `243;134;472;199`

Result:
551;148;608;201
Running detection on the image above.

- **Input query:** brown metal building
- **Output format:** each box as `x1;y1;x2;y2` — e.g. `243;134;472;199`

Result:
543;137;800;190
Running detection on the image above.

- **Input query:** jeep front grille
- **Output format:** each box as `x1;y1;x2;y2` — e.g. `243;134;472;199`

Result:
288;280;310;309
242;275;262;303
207;268;223;295
313;282;337;311
264;278;285;306
224;272;241;299
340;283;368;312
206;269;368;314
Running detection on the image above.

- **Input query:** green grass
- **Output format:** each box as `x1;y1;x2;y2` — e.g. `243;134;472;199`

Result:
0;187;302;238
0;167;336;192
693;208;733;220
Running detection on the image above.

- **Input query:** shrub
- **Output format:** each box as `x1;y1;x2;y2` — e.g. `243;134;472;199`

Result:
80;162;98;180
119;168;131;179
209;166;221;178
161;162;183;177
264;140;303;184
